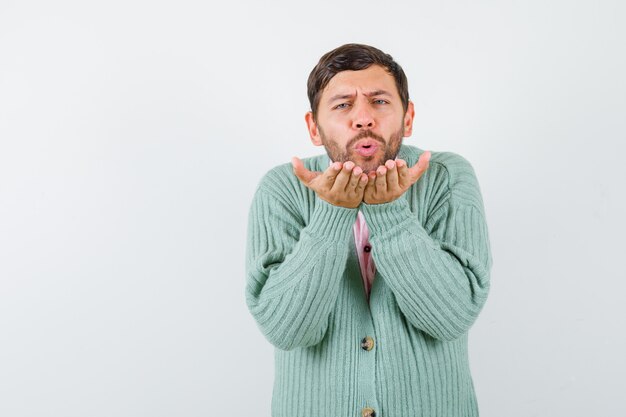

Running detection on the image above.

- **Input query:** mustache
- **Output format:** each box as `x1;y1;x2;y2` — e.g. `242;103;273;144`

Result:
347;131;386;148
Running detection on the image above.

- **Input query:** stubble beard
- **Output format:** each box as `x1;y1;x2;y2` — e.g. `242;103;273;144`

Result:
319;124;405;174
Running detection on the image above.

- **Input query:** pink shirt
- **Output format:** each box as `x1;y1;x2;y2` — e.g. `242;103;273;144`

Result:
327;158;376;301
354;210;376;302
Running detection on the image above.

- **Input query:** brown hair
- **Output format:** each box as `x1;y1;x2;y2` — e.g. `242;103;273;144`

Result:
307;43;409;121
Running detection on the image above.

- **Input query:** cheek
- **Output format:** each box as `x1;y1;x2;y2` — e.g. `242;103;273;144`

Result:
326;121;349;137
325;125;351;144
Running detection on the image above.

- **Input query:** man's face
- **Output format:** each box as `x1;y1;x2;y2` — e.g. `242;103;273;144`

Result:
305;64;415;174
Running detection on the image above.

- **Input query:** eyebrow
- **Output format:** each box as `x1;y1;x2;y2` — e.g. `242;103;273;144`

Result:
327;90;393;103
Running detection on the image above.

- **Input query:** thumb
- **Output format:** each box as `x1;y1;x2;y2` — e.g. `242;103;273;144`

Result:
408;150;431;181
291;156;318;185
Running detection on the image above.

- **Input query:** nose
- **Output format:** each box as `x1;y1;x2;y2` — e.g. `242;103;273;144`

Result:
352;101;375;130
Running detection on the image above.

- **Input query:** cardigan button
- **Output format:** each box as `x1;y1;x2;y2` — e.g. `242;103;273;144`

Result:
361;336;375;351
363;245;371;253
362;407;376;417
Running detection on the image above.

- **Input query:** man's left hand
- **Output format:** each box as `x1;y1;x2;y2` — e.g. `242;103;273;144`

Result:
363;151;431;205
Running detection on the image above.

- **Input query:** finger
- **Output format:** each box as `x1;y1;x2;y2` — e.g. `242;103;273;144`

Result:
364;171;375;195
331;160;355;193
320;160;343;189
355;172;369;195
291;156;319;185
346;164;363;192
364;172;375;193
407;151;431;183
385;159;400;192
375;165;388;193
396;158;410;189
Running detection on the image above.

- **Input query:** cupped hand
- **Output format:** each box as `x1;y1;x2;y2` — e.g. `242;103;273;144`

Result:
292;157;369;208
363;151;431;205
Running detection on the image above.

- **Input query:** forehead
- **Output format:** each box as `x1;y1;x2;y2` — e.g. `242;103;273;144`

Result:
322;65;398;99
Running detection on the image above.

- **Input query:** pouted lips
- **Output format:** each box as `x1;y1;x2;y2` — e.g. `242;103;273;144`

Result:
353;138;381;157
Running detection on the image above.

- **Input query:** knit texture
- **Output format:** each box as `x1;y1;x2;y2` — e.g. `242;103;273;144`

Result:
245;144;493;417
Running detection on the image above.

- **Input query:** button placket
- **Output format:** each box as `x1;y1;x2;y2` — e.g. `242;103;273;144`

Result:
354;252;379;417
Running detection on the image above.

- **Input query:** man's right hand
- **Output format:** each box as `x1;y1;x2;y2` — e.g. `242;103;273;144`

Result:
291;157;369;209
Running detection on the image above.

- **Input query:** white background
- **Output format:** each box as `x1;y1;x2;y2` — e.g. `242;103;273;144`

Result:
1;0;625;416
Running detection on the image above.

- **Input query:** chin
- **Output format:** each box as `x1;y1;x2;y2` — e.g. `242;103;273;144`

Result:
359;162;381;174
352;154;380;170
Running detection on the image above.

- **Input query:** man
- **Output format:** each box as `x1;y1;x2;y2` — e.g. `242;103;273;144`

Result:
245;43;493;417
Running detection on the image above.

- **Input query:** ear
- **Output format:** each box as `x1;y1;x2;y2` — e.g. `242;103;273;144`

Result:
305;111;323;146
402;100;415;137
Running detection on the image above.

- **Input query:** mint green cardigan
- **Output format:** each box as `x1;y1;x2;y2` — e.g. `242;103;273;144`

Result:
245;144;493;417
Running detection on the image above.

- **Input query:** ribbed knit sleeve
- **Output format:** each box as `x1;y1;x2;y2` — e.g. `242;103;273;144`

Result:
360;153;492;341
245;167;359;351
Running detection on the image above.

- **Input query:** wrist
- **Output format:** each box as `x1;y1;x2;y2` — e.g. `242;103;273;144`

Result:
362;194;402;205
304;197;359;240
360;196;411;236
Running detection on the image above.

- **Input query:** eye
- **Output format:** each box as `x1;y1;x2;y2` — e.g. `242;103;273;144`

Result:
334;103;350;109
373;99;388;105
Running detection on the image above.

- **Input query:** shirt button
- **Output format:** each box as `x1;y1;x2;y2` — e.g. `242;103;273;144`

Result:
362;407;376;417
363;245;371;253
361;336;375;351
